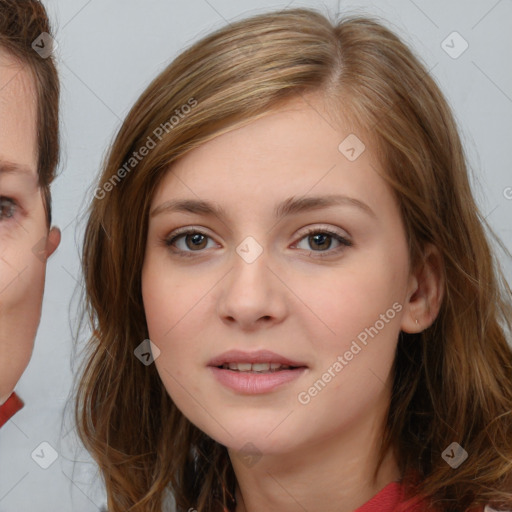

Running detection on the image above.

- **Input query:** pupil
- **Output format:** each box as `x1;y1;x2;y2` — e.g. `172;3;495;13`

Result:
311;233;330;250
187;233;206;250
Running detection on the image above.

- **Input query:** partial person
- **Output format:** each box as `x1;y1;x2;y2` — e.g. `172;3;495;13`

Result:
0;0;61;427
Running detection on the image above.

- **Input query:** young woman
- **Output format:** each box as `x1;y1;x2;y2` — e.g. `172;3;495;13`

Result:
76;7;512;512
0;0;61;427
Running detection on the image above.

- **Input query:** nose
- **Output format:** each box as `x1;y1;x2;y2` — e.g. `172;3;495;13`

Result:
216;243;288;332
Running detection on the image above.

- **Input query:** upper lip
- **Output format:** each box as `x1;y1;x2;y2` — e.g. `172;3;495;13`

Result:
208;349;308;368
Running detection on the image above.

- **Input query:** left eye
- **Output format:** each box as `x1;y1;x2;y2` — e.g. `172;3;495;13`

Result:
294;229;352;254
0;197;17;221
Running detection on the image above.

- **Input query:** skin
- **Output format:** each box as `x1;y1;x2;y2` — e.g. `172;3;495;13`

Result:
0;50;60;405
142;91;443;512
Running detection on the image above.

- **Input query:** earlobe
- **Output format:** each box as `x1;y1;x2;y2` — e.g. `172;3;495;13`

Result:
46;226;61;258
400;243;444;333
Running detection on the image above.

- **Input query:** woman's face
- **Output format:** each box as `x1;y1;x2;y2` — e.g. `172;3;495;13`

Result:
0;51;59;403
142;92;416;456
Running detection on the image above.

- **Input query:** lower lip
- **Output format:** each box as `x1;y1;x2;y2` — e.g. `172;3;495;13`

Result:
209;366;307;394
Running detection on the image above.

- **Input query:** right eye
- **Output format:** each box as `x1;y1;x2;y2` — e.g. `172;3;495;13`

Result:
0;197;17;222
164;228;218;257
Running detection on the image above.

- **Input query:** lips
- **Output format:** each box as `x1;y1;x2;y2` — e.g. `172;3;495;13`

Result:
207;349;308;370
208;349;308;393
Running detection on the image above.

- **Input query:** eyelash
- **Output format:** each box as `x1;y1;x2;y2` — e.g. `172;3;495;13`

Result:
0;197;17;222
163;226;352;259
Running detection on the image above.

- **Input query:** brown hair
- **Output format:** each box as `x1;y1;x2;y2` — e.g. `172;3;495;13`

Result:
76;7;512;511
0;0;60;226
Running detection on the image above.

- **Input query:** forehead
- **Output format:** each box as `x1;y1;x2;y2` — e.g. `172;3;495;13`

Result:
153;92;390;218
0;49;38;177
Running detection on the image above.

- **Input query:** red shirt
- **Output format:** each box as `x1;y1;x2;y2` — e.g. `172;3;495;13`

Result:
0;392;24;428
354;480;429;512
354;479;486;512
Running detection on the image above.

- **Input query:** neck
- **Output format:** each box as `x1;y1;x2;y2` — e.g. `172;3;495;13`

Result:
230;395;400;512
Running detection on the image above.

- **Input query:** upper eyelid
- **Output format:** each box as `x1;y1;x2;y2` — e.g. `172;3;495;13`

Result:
167;224;349;239
0;196;21;207
295;224;350;240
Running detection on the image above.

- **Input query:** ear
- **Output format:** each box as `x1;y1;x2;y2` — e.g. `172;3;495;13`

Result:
45;226;61;258
400;243;444;333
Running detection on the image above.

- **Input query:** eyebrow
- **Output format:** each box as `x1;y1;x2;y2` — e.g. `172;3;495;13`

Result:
151;194;376;220
0;160;36;177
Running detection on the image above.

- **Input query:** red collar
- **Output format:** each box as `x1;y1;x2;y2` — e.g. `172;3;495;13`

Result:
0;392;24;428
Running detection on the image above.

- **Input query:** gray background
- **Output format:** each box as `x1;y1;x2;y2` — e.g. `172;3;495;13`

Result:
0;0;511;510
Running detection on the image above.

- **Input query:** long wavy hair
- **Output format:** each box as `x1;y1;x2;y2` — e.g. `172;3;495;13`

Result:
75;7;512;511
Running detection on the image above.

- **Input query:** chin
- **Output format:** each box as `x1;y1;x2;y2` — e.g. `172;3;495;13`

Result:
190;415;304;455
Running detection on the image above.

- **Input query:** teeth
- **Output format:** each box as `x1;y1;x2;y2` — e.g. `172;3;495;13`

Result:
220;362;293;372
251;363;270;372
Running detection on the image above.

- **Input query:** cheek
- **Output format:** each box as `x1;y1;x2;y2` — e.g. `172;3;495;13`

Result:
0;223;47;399
142;256;222;419
0;226;47;313
142;258;207;342
294;252;407;408
142;256;208;370
293;256;407;351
